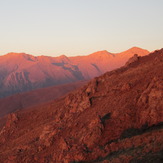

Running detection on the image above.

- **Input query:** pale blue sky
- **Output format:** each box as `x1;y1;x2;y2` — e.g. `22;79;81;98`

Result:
0;0;163;56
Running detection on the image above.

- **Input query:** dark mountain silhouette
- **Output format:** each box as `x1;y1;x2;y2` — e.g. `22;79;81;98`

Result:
0;47;149;98
0;48;162;162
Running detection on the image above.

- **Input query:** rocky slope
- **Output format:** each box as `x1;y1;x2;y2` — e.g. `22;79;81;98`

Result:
0;49;162;163
0;81;86;118
0;47;149;98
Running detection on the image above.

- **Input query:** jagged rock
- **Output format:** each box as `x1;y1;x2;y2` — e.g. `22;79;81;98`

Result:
121;83;131;91
6;113;18;128
125;54;139;66
137;77;163;126
65;91;91;113
59;138;70;151
39;124;57;147
64;78;99;113
80;117;104;147
85;78;99;95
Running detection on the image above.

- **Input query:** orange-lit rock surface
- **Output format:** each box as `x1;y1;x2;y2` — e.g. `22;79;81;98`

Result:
0;47;149;98
0;49;162;163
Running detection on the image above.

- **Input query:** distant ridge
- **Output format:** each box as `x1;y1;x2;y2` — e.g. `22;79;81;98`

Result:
0;47;149;98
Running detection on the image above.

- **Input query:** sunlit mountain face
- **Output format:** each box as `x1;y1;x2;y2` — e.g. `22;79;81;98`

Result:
0;47;149;98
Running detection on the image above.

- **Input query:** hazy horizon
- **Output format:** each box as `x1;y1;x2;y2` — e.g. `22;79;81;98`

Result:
1;0;163;56
0;46;151;58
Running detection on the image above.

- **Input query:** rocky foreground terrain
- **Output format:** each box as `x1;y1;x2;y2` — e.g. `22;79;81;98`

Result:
0;49;162;162
0;47;149;98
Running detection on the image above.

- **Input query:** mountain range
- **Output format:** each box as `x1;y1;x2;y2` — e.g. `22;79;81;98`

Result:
0;47;149;98
0;48;162;162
